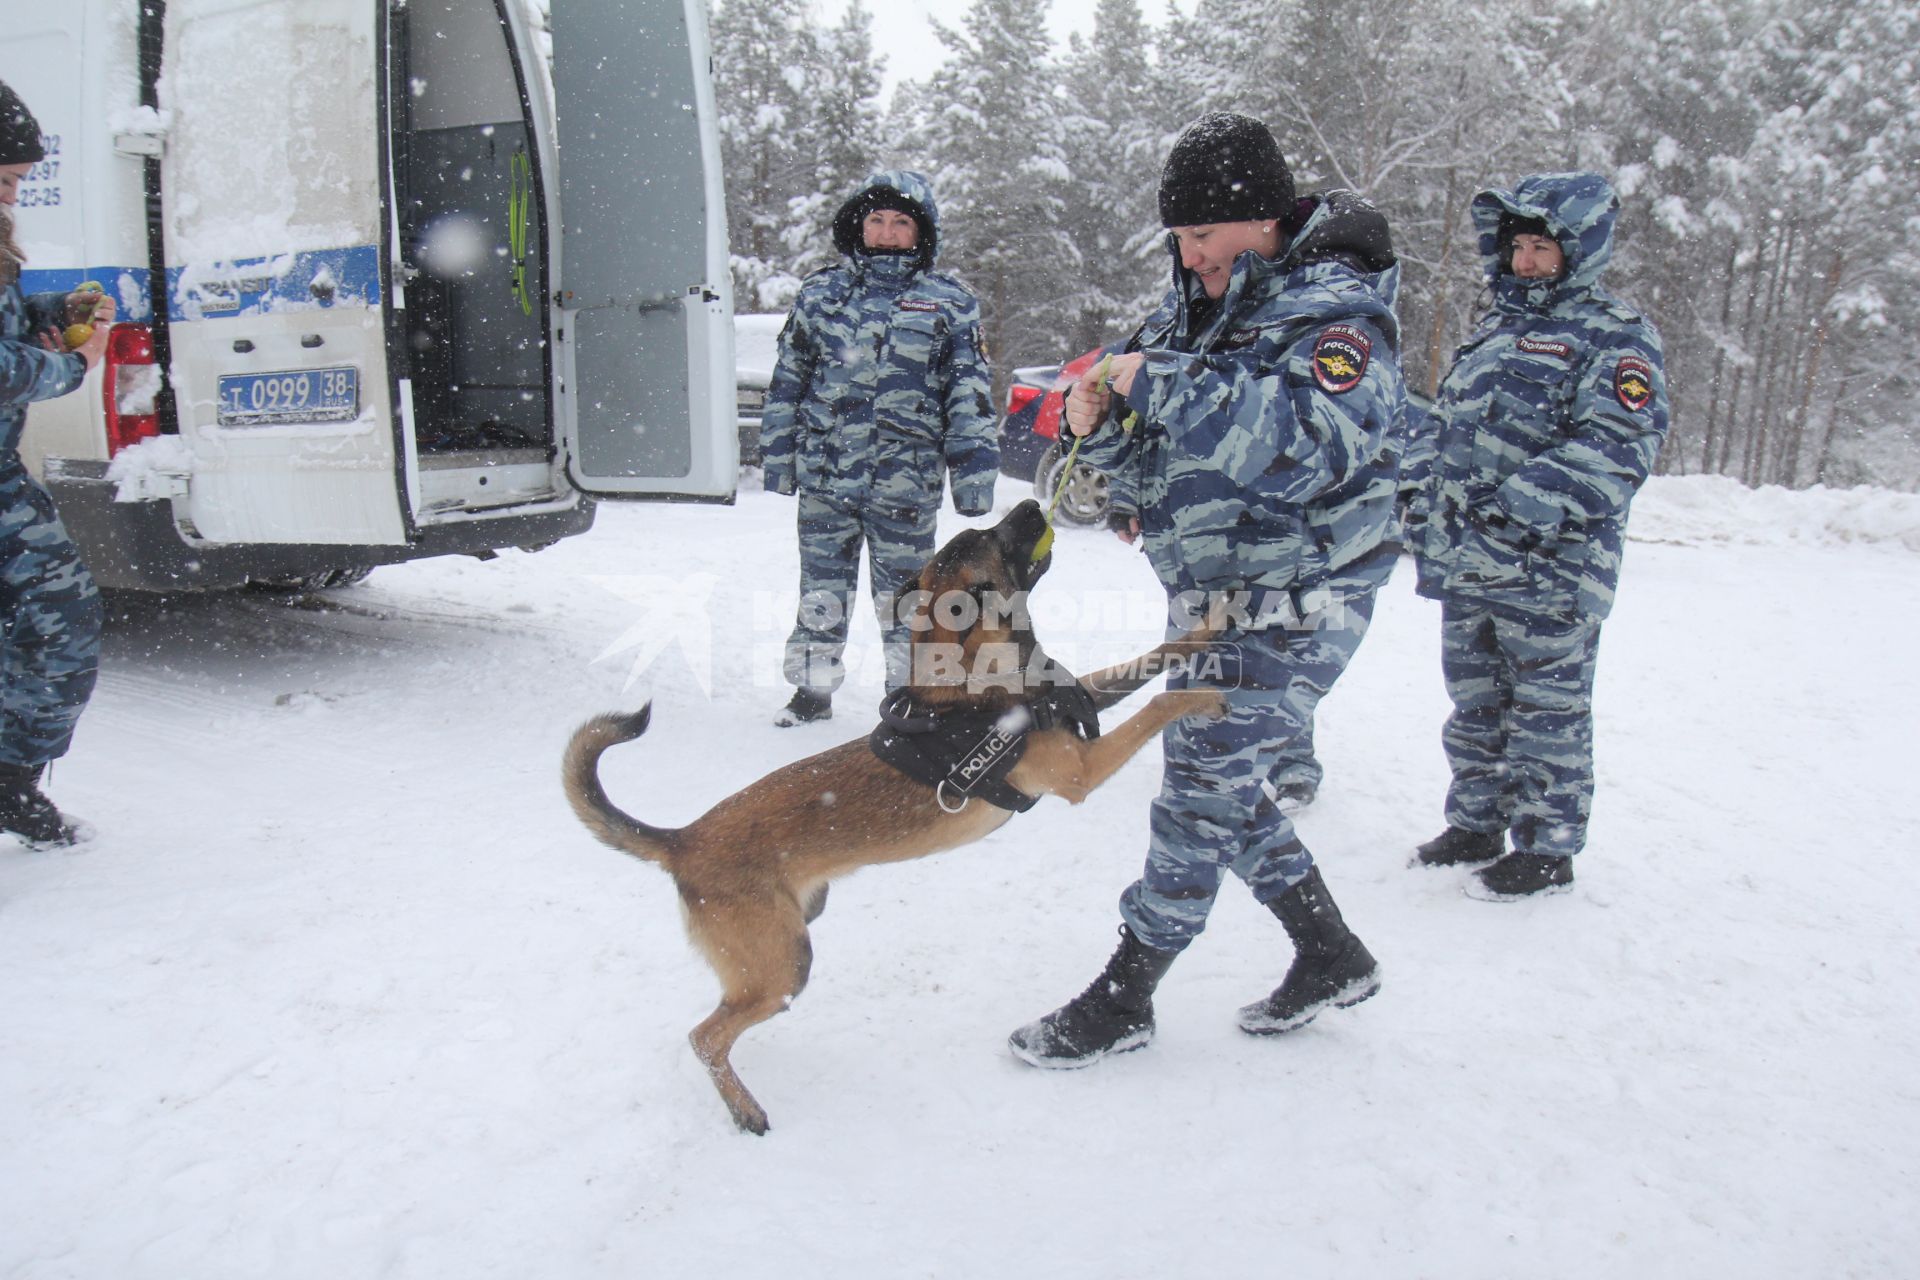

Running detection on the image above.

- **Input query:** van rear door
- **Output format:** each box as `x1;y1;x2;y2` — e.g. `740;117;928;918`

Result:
546;0;736;500
160;0;406;546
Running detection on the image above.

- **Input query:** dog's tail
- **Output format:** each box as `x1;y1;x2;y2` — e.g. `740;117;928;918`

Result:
563;706;679;866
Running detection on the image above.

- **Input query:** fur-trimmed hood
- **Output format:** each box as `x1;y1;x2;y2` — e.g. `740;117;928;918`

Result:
831;170;941;267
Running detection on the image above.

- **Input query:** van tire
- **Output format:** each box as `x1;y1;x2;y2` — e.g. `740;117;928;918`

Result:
1033;442;1111;528
246;567;374;594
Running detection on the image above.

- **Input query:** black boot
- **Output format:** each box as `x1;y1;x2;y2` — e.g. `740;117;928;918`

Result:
0;763;84;849
1412;825;1505;867
1272;777;1318;810
1008;925;1179;1069
1468;851;1574;900
1238;867;1380;1035
772;687;832;727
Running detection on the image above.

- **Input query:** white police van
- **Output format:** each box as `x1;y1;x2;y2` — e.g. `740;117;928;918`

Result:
5;0;733;591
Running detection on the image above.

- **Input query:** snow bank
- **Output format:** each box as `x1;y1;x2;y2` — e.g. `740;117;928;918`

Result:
1631;474;1920;552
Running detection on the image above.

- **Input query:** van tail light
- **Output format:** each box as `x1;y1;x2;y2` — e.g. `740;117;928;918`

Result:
1006;384;1042;416
102;324;163;457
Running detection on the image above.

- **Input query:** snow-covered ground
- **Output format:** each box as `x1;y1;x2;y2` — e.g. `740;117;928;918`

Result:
3;476;1917;1279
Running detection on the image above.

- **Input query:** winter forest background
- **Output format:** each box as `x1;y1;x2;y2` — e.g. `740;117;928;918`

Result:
706;0;1920;491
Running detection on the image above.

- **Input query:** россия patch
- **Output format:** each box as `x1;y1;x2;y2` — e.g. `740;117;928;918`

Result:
1312;323;1371;394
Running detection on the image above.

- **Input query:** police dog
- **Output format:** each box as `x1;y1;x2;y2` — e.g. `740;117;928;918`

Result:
563;499;1225;1134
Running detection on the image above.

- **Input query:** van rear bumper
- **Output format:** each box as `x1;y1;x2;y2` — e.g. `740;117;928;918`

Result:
44;462;596;592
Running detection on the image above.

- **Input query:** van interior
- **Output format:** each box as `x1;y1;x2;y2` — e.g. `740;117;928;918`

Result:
390;0;550;462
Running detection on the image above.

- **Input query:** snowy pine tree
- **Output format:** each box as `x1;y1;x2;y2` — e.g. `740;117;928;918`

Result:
781;1;888;283
710;0;818;309
914;0;1080;397
705;0;1920;489
1056;0;1168;354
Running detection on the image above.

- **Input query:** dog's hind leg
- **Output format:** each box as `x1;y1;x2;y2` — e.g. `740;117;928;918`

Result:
689;997;787;1135
686;908;815;1135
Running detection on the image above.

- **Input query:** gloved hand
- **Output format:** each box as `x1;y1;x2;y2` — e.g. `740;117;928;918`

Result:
761;462;797;496
952;482;994;517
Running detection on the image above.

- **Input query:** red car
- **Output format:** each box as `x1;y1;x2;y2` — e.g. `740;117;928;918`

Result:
995;346;1114;526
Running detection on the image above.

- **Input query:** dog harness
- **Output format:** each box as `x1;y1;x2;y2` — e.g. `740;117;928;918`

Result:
869;683;1102;813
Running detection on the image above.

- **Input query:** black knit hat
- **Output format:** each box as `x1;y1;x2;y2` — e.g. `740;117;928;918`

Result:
0;80;46;166
1495;212;1554;270
1158;112;1294;228
1497;212;1551;247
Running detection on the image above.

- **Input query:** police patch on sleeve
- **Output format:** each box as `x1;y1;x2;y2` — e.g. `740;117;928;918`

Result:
1312;324;1371;394
1614;355;1653;412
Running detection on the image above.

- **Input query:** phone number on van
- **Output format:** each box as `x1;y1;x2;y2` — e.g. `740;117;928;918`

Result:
217;368;360;427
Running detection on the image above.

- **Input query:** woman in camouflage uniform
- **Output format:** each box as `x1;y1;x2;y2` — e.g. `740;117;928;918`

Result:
1;80;115;847
757;171;996;725
1009;114;1405;1068
1409;172;1669;899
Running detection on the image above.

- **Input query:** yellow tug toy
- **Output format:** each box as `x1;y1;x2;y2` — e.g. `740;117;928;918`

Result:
63;281;108;350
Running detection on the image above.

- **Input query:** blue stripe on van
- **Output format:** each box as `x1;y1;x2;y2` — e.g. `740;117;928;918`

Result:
19;245;384;324
171;245;384;320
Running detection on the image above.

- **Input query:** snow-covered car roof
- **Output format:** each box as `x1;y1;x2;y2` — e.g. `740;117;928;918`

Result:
734;314;785;385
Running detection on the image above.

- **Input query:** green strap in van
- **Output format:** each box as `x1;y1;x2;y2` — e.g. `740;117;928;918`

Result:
509;149;533;317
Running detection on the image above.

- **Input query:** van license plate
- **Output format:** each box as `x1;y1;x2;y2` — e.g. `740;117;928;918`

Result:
217;367;360;426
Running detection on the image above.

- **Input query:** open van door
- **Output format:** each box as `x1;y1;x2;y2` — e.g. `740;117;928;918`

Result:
546;0;736;500
160;0;408;546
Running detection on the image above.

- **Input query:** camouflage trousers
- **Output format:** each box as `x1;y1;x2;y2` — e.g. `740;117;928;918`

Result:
1119;587;1377;954
1439;601;1601;857
1269;713;1321;793
783;490;938;694
1;464;103;767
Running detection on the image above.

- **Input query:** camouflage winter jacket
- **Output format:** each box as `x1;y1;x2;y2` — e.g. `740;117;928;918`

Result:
1082;190;1405;604
2;280;85;462
758;171;997;515
1412;172;1669;621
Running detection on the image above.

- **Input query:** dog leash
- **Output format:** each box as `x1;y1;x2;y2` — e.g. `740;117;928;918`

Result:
1044;432;1087;525
1032;436;1080;564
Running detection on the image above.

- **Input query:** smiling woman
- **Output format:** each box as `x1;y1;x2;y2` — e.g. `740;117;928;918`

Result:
1167;220;1284;299
1409;170;1670;900
1011;111;1405;1067
755;169;998;726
